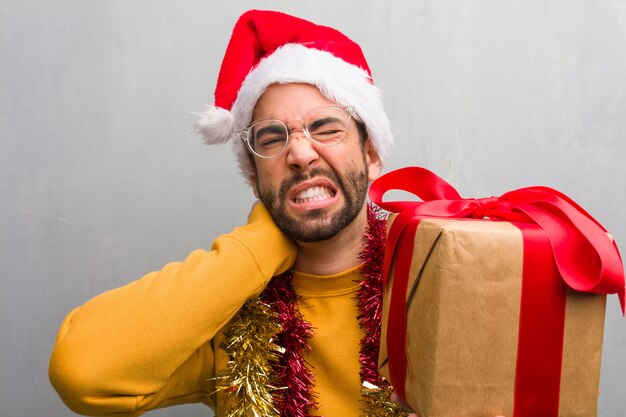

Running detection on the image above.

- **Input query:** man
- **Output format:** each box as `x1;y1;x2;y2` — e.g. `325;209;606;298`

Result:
49;10;411;417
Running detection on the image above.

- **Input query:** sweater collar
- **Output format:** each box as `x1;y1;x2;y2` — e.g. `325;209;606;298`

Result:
291;264;363;296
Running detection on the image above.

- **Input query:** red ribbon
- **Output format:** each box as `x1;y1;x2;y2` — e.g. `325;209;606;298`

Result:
369;166;625;415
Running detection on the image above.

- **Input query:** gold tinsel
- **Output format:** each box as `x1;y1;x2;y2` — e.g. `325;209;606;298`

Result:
215;298;284;417
361;381;410;417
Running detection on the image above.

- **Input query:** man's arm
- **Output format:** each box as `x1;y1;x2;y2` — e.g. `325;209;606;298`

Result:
49;203;296;416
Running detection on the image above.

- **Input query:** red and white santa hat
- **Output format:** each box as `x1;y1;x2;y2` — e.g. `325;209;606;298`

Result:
196;10;393;180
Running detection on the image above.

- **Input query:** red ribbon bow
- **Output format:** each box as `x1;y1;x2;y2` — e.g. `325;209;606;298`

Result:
370;166;625;310
369;167;625;415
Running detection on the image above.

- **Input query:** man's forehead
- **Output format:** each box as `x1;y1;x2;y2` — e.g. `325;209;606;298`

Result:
252;83;337;121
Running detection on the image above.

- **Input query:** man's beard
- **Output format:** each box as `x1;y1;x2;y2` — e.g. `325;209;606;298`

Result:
257;164;369;242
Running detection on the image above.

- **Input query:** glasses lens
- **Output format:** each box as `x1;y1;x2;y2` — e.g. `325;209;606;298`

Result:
305;107;350;147
248;120;289;158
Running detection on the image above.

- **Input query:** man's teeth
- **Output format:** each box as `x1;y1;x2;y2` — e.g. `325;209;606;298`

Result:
294;186;334;203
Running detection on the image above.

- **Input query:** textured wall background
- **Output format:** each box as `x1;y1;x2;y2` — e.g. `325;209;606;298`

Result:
1;1;624;416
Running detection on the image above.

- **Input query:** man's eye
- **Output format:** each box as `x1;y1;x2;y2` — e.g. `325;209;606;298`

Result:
310;124;346;142
310;119;345;131
257;135;287;147
316;129;343;136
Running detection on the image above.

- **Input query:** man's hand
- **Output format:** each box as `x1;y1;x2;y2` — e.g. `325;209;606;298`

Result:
389;392;418;417
246;201;297;276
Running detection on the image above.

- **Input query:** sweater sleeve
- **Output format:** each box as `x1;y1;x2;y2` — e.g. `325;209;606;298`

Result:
48;203;296;416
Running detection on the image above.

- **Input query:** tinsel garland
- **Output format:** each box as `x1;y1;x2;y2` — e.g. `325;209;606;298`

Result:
357;206;408;417
260;272;318;417
217;204;408;416
357;204;388;386
215;299;284;417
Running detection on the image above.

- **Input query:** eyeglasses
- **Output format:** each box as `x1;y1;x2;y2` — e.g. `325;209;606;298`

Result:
238;105;357;159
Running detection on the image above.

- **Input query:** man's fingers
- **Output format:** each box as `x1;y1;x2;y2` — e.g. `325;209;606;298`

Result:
390;391;415;413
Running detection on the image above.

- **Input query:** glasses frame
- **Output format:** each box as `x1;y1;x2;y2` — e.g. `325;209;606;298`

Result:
237;105;358;159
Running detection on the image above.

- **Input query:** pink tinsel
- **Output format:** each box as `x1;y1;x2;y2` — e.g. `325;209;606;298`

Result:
261;272;317;417
356;205;388;388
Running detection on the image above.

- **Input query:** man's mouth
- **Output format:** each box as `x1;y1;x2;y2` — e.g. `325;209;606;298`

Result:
293;186;336;204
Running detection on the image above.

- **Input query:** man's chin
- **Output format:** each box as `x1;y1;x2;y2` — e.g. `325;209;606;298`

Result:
275;214;340;243
292;207;331;220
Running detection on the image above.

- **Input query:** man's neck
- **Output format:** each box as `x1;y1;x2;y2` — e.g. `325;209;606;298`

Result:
292;204;368;276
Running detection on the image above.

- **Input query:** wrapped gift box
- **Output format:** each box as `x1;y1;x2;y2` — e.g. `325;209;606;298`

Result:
370;167;625;417
378;217;605;417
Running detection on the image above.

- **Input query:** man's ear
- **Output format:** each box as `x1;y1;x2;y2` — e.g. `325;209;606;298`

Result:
364;139;382;182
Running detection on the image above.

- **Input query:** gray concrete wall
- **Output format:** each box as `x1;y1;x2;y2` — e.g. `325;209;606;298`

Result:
1;1;624;416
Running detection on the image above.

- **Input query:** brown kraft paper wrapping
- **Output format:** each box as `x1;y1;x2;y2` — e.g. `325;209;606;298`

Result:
379;216;606;417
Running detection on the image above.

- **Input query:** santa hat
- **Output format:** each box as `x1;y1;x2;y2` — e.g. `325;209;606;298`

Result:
196;10;393;181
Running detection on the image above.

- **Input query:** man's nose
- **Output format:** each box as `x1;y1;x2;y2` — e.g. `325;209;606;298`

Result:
285;131;319;172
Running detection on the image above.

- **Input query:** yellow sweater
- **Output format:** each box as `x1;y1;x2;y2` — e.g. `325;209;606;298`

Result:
49;204;367;417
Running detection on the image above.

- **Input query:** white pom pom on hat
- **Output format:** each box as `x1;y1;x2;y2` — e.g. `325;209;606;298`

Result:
196;9;393;182
196;106;235;145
